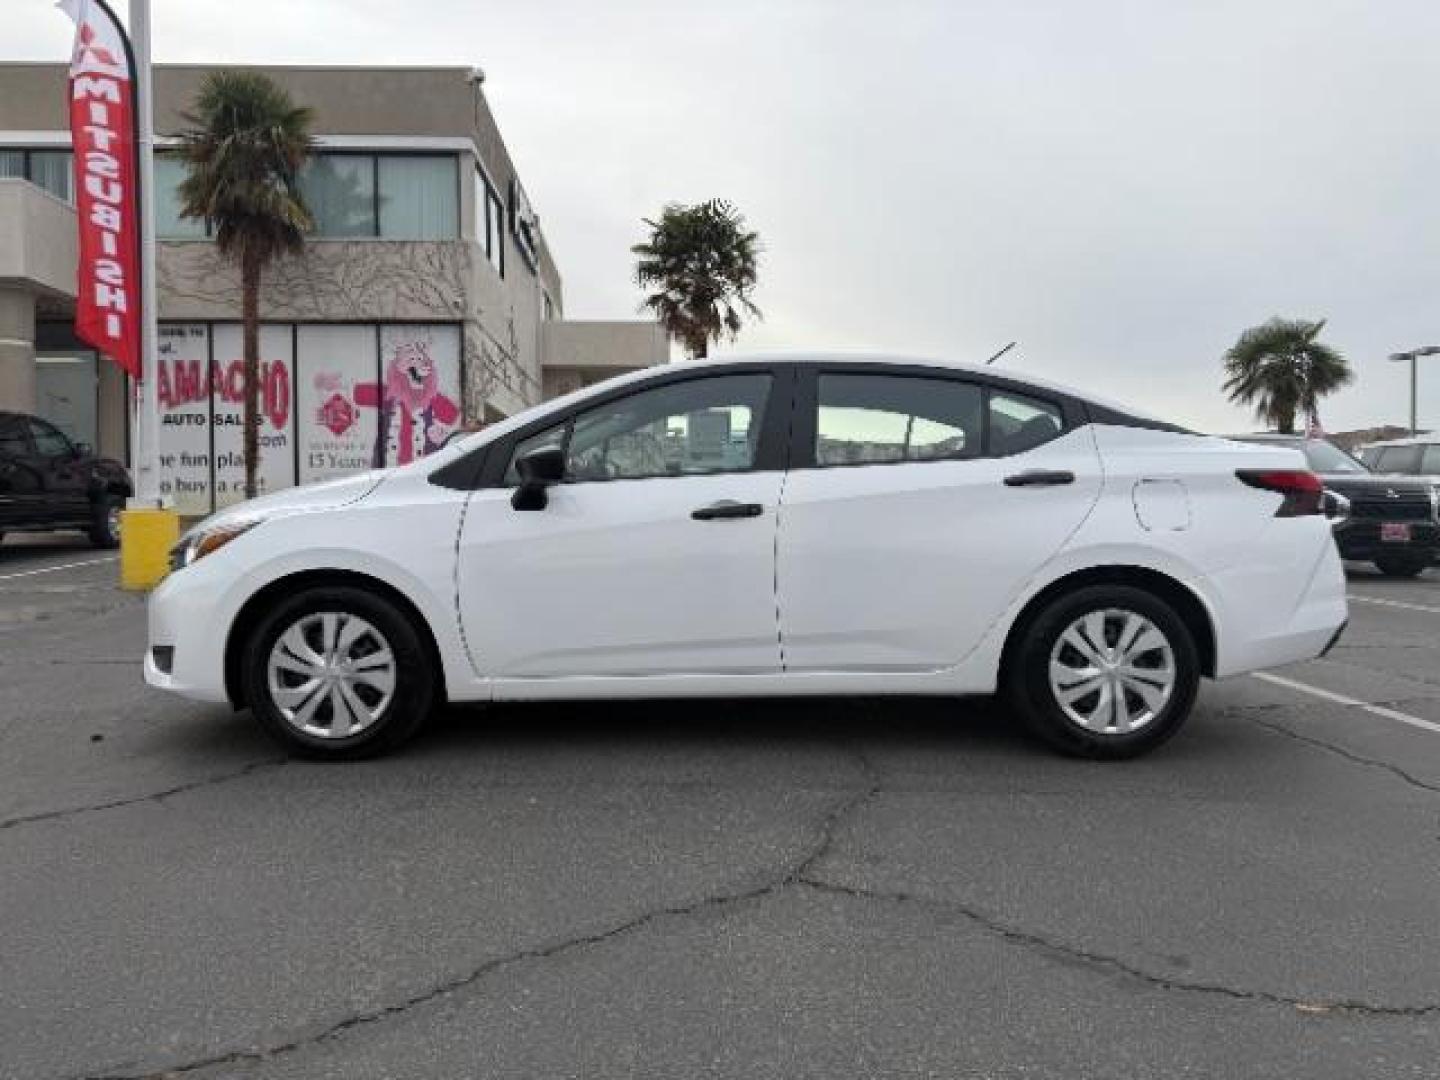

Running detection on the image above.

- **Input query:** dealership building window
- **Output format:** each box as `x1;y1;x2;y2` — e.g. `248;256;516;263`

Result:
153;151;461;240
299;152;458;239
154;154;206;238
0;148;74;203
302;154;376;237
378;155;457;239
475;166;505;277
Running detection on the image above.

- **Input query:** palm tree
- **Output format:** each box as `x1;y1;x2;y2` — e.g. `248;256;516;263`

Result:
632;200;761;359
176;71;314;499
1223;318;1352;434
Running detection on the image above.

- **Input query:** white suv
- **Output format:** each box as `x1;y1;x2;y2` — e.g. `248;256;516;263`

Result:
145;354;1347;761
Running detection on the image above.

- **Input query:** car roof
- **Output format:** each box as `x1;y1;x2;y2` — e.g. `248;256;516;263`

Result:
422;350;1191;474
670;351;1180;425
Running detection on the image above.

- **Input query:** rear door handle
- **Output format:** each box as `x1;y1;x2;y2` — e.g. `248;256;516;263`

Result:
692;500;764;521
1003;469;1075;487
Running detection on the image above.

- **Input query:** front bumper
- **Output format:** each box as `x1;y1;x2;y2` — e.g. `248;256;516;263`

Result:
143;560;233;703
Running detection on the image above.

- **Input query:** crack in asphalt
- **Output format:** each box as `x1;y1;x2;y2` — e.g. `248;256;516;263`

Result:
794;878;1440;1018
77;746;884;1080
66;735;1440;1080
1247;714;1440;796
0;758;288;832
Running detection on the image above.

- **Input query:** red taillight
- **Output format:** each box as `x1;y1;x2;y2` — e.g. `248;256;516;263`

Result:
1236;469;1324;517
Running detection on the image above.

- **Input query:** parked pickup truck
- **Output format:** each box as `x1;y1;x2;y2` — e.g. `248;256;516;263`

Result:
0;410;132;548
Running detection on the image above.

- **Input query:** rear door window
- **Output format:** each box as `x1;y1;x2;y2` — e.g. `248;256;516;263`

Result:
988;391;1065;456
814;374;983;466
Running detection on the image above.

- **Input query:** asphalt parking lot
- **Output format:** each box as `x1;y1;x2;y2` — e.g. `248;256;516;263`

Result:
3;538;1440;1080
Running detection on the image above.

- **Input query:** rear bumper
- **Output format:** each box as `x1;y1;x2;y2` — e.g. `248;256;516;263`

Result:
1210;528;1348;678
1334;520;1440;562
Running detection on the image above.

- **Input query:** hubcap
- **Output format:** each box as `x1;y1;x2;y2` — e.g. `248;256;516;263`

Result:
1048;609;1176;735
266;612;396;739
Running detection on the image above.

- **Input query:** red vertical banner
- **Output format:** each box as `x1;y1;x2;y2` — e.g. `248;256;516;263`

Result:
60;0;142;379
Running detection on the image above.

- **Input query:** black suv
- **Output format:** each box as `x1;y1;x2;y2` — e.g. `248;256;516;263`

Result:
1232;434;1439;577
0;411;132;548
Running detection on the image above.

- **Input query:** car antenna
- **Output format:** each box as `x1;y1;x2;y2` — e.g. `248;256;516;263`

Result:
986;341;1017;366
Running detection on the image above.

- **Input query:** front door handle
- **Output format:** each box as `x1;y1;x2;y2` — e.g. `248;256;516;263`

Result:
1004;469;1076;487
692;500;764;521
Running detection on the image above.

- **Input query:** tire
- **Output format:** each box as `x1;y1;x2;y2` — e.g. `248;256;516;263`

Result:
1003;584;1201;760
1374;553;1427;579
88;492;123;549
242;585;436;759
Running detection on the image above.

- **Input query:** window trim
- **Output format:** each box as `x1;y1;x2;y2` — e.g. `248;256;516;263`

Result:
790;364;1080;470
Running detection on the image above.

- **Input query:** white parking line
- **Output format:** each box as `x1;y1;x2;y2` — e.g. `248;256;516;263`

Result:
1348;594;1440;616
1252;671;1440;735
0;556;118;582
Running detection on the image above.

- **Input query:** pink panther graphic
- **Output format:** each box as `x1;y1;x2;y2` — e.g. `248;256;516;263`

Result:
355;339;459;466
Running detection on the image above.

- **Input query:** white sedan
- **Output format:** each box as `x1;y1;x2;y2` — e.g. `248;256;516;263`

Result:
145;354;1347;759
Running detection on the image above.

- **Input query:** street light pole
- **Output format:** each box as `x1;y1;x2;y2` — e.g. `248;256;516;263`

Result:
1388;346;1440;436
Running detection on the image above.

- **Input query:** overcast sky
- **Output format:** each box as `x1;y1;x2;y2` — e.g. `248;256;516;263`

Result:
13;0;1440;432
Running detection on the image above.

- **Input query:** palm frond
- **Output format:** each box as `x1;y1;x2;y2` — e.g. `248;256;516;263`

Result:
175;70;315;263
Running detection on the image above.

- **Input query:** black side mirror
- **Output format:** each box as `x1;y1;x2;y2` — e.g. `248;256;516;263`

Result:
511;445;566;510
73;441;92;458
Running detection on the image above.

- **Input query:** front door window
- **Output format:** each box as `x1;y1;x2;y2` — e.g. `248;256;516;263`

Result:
506;374;772;484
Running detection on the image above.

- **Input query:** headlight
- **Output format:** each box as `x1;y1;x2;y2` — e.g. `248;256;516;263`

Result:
168;518;264;572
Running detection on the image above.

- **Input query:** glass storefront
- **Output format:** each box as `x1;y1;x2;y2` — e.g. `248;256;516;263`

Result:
151;321;463;513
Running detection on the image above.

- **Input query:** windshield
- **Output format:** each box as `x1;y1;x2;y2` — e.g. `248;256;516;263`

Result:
1301;439;1369;474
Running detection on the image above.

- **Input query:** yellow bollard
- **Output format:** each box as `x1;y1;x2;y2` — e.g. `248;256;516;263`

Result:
119;507;181;591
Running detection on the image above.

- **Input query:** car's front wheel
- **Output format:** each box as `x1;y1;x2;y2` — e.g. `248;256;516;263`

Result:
1004;584;1200;759
243;585;436;759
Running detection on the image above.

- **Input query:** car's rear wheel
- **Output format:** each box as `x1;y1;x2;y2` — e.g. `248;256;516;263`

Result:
88;493;123;549
1374;553;1428;579
1004;584;1200;759
243;586;435;759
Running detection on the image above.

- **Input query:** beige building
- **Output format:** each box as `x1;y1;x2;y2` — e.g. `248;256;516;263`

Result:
0;62;666;512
